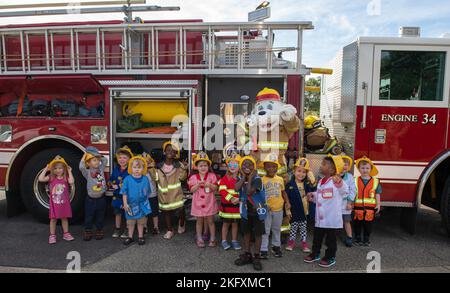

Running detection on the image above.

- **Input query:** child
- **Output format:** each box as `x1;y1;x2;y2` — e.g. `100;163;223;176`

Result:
156;141;188;240
122;156;152;246
38;155;75;244
79;146;107;241
188;152;219;248
285;157;316;252
260;153;291;259
304;155;348;268
354;157;382;246
234;156;267;271
143;152;160;235
109;146;133;239
341;155;357;247
218;152;242;250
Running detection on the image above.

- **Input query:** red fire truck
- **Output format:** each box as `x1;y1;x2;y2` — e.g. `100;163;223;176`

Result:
317;28;450;235
0;5;309;223
0;3;448;236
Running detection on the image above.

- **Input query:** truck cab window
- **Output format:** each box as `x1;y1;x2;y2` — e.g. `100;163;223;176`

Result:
379;50;446;101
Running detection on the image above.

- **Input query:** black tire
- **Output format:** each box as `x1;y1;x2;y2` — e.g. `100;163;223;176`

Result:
441;176;450;237
20;148;85;223
400;207;417;235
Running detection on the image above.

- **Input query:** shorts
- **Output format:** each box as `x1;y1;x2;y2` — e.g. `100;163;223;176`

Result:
241;213;265;236
148;197;160;217
127;217;147;226
222;218;240;224
113;207;124;215
342;214;352;223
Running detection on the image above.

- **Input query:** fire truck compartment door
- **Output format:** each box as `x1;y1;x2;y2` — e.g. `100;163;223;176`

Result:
0;75;103;95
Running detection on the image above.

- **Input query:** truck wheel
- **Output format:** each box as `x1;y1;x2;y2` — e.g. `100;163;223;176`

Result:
20;148;85;223
400;207;417;235
441;176;450;237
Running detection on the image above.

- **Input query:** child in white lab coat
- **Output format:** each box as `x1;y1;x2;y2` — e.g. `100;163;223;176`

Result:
304;155;348;268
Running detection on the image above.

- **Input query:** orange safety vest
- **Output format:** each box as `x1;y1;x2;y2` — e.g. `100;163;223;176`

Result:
354;177;379;222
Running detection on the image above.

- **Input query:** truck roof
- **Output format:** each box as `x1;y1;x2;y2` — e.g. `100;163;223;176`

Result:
357;36;450;46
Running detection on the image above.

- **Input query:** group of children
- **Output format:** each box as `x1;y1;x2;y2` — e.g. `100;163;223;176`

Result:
40;141;381;270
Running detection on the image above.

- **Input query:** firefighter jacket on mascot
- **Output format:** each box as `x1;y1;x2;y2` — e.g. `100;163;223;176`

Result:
240;88;301;181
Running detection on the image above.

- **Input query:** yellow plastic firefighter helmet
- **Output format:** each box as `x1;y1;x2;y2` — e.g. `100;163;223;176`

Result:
163;140;181;158
225;152;242;165
192;151;212;167
355;156;379;177
304;115;322;130
294;157;311;170
128;155;148;175
116;145;133;160
327;154;345;175
261;153;281;170
239;156;257;170
47;155;69;170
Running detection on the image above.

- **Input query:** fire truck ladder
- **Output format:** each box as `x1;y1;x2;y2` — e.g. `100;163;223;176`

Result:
0;21;313;76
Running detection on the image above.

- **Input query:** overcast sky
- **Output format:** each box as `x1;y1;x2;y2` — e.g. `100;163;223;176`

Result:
0;0;449;67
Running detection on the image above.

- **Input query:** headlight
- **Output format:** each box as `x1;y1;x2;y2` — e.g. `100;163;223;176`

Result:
91;126;107;144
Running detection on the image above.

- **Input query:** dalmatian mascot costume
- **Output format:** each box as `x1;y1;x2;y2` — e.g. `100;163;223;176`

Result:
244;87;301;181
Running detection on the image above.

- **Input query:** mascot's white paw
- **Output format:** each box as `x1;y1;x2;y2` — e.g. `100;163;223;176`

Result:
280;104;297;122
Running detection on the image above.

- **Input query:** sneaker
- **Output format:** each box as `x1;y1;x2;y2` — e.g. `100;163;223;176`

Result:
319;257;336;268
286;240;295;251
354;238;362;246
48;234;57;245
95;230;104;240
196;238;206;248
231;240;242;250
234;253;253;266
272;246;283;258
208;239;217;248
138;237;146;246
363;240;371;247
152;227;160;235
202;233;210;242
178;224;186;234
344;237;353;247
304;253;321;263
83;230;93;241
163;230;174;240
123;237;134;246
63;232;75;242
301;241;311;253
260;251;268;259
120;230;129;239
112;228;121;238
221;240;231;250
253;254;263;271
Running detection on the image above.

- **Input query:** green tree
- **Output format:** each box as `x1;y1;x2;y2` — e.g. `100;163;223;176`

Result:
304;77;321;115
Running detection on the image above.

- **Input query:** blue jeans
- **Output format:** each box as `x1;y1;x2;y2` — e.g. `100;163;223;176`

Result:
84;196;106;231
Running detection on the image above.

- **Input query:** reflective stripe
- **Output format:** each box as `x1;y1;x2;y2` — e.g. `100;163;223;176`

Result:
281;224;291;232
219;211;241;219
257;141;289;150
218;185;227;191
158;182;182;193
355;177;378;208
159;199;185;210
257;166;287;176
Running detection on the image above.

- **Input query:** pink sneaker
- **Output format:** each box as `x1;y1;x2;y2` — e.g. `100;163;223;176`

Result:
285;240;295;251
48;234;56;244
63;232;75;241
301;241;311;253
